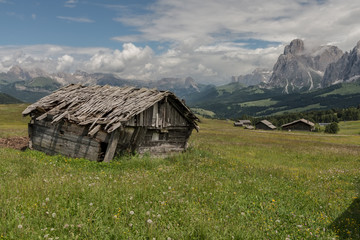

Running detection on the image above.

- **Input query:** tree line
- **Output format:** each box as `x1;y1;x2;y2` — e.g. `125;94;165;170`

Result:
242;106;360;127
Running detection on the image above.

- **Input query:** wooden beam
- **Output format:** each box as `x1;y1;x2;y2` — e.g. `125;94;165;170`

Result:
103;129;120;162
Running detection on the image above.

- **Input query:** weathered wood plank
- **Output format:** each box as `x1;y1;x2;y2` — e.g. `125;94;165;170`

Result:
103;129;120;162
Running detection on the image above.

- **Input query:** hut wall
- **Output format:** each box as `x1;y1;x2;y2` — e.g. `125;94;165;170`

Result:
282;122;312;131
126;101;191;128
137;127;193;155
28;118;106;161
120;100;193;155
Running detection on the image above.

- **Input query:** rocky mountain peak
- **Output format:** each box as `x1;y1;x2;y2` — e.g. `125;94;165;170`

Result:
7;65;32;81
267;39;343;93
284;39;305;55
355;40;360;51
322;40;360;87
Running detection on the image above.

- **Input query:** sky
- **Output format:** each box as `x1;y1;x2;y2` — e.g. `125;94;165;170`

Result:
0;0;360;85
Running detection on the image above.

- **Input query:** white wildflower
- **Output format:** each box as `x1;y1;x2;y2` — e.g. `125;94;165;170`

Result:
147;219;153;224
52;213;56;218
129;211;134;215
17;224;23;229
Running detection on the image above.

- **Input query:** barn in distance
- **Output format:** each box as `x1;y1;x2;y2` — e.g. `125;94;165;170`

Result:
22;84;199;162
281;118;315;131
255;120;277;130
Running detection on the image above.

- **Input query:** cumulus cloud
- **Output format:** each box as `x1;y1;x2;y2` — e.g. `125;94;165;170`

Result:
56;55;74;72
86;43;153;74
1;0;360;85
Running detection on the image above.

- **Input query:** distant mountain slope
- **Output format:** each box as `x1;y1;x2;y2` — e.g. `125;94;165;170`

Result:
188;80;360;118
0;93;22;104
322;40;360;87
232;68;272;86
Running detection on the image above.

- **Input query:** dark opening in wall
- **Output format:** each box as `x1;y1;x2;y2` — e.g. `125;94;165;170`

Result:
99;142;108;161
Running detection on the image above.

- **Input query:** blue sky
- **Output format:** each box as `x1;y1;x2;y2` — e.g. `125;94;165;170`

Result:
0;0;360;84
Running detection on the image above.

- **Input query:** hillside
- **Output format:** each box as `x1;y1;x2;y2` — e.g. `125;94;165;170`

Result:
188;80;360;118
0;93;22;104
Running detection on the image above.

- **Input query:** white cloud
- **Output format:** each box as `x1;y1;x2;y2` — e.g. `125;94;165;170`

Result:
85;43;153;74
56;55;74;72
31;14;36;20
65;0;78;8
57;16;94;23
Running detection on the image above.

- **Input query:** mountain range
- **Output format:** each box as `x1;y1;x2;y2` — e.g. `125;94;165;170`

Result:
232;39;360;93
0;66;203;103
1;39;360;118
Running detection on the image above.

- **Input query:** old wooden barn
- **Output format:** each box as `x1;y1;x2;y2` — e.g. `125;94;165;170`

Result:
22;84;199;162
255;120;277;130
281;118;315;131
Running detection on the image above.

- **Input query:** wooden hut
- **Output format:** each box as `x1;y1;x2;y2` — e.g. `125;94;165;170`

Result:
255;120;276;130
234;120;252;127
281;118;315;131
22;84;199;162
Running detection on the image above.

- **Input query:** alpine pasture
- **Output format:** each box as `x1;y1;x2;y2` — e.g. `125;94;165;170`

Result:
1;104;359;239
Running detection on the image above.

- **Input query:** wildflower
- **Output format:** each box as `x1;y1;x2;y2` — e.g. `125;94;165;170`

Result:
146;211;150;216
44;234;49;238
241;212;245;216
157;214;161;218
63;224;69;229
147;219;153;224
89;203;93;206
129;223;133;227
17;225;23;229
50;228;55;231
129;211;134;215
45;197;50;202
52;213;56;218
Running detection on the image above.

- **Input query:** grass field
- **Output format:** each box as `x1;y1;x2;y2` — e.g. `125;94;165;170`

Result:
1;105;360;239
0;104;29;138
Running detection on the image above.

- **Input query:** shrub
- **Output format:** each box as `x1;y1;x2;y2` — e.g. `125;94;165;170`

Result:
325;122;339;134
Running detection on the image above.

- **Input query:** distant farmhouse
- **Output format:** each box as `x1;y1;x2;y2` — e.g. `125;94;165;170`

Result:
281;118;315;131
234;120;252;127
22;84;199;162
255;120;277;130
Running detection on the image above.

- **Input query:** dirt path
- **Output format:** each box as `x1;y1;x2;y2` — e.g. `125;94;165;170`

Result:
0;137;29;150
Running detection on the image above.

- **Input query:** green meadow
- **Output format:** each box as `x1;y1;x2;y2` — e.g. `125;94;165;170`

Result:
1;105;360;239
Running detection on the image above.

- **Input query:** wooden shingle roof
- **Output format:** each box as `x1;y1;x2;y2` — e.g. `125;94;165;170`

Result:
257;120;276;129
281;118;315;128
23;84;199;133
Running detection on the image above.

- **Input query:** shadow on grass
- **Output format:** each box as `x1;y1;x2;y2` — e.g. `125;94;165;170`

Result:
329;185;360;239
